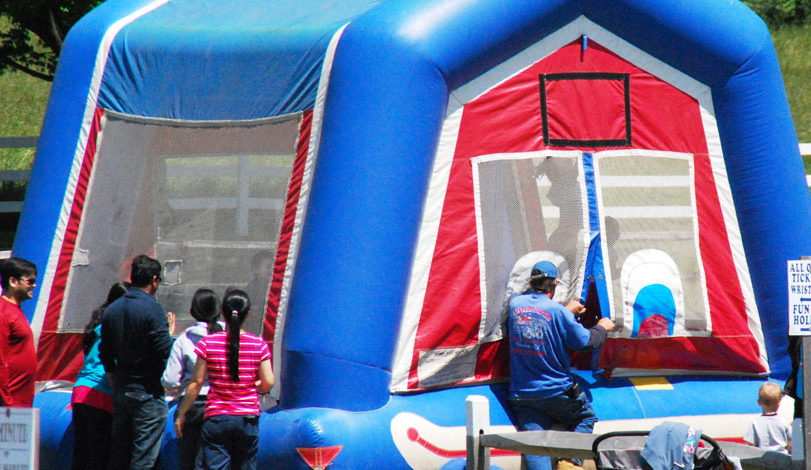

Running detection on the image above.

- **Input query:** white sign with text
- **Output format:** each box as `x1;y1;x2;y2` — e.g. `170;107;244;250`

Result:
789;260;811;336
0;407;39;470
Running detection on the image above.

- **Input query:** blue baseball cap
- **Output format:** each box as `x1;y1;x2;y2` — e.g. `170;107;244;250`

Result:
531;260;558;280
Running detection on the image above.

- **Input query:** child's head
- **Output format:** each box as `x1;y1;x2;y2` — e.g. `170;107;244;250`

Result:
757;382;783;413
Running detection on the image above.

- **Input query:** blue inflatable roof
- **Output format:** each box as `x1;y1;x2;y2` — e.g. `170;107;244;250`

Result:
97;0;382;119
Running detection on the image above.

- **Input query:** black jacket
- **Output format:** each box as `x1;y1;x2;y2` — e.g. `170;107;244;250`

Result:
99;288;173;396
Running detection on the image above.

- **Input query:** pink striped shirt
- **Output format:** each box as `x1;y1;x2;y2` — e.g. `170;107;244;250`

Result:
195;331;271;418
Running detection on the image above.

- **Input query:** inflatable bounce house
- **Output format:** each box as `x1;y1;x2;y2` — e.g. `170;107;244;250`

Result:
15;0;811;468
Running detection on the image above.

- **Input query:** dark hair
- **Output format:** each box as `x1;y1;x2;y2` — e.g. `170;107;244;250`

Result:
222;289;250;382
130;255;161;288
190;288;222;334
0;257;37;291
529;275;556;294
82;282;129;354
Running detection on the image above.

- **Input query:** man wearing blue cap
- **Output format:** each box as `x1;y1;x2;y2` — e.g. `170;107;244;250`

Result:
508;260;614;470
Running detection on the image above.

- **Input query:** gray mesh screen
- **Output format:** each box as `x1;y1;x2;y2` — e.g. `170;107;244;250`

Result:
60;113;300;336
538;156;588;289
477;154;588;327
595;154;707;333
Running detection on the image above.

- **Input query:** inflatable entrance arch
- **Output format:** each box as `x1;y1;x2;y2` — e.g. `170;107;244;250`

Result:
15;0;811;468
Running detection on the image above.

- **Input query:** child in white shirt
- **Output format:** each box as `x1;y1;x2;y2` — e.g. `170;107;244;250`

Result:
744;382;791;454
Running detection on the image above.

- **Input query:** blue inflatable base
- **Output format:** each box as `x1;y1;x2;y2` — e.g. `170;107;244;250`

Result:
37;373;764;469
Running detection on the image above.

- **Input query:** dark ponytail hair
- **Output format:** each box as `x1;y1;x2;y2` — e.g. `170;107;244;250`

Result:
83;281;130;354
221;289;250;382
190;288;222;334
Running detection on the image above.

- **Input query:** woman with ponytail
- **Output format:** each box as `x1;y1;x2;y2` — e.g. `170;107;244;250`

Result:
174;289;273;470
71;281;129;470
162;288;222;470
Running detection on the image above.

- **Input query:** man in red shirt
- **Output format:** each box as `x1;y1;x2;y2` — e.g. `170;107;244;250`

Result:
0;257;38;407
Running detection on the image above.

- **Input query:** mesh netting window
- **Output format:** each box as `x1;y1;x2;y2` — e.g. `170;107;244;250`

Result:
475;153;589;329
595;152;708;336
474;151;708;339
60;112;300;336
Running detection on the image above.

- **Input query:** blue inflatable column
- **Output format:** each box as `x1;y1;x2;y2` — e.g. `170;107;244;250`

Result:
280;15;449;411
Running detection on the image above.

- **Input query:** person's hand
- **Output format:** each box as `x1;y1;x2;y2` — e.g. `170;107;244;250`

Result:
597;318;615;332
174;413;185;438
167;311;176;336
566;300;585;315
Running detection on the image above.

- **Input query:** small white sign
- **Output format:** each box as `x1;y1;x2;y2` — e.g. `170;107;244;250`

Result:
788;260;811;335
417;345;478;388
0;407;39;470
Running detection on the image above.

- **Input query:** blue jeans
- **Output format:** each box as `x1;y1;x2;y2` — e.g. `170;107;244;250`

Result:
509;390;598;470
108;385;168;470
200;414;259;470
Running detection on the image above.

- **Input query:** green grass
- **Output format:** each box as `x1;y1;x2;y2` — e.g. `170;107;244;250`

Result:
0;70;49;201
772;24;811;172
0;70;50;168
0;70;50;248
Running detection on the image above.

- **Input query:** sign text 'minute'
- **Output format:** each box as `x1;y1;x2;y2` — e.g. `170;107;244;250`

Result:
0;423;28;443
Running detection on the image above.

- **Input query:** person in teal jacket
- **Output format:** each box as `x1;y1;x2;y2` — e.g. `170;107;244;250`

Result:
71;282;129;470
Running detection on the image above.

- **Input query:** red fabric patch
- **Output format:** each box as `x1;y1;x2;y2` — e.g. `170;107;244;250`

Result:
71;385;113;413
544;75;627;142
600;336;764;374
36;332;84;382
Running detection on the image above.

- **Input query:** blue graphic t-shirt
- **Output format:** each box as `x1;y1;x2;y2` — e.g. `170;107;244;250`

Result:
508;292;591;399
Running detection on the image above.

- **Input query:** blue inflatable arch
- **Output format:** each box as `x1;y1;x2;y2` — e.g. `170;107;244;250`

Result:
17;0;811;468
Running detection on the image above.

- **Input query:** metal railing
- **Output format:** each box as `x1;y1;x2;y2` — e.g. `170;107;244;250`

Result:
464;395;790;470
0;169;31;214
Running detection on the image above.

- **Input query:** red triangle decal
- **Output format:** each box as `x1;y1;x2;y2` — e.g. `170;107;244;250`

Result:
296;445;343;469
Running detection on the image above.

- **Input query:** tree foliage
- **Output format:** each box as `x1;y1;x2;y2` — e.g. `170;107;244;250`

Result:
0;0;102;81
742;0;811;27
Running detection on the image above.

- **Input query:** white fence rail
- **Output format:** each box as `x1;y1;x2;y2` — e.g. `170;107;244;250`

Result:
0;135;36;216
0;170;31;214
802;143;811;186
165;156;288;236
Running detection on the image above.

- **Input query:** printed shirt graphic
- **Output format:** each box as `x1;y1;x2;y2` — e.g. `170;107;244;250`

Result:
508;292;590;399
